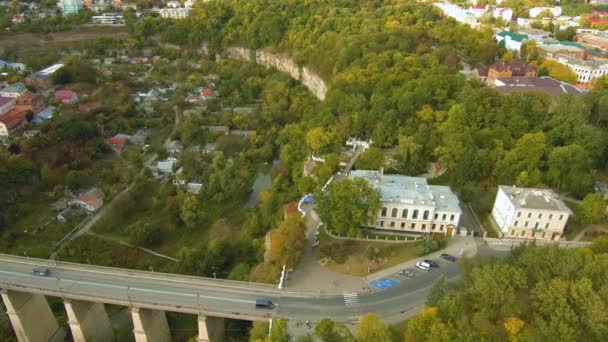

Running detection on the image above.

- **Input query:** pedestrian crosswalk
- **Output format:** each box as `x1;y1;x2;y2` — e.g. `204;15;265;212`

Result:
343;292;359;306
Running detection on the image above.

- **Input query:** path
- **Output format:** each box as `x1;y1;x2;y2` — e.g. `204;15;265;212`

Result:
572;225;608;241
87;232;178;262
50;107;182;259
342;146;362;173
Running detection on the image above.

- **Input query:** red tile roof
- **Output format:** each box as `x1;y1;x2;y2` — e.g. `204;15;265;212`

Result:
78;101;102;112
202;88;213;97
55;90;77;101
107;136;128;151
0;109;26;129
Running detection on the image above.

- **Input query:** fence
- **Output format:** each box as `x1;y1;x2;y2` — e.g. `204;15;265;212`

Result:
483;237;592;248
323;227;422;244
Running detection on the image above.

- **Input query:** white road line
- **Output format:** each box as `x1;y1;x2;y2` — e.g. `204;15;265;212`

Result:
343;293;359;306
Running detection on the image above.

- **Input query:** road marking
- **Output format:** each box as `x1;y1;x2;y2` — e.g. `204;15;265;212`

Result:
343;293;359;306
369;278;400;290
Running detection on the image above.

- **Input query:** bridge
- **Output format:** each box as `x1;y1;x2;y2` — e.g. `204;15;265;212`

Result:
0;253;462;341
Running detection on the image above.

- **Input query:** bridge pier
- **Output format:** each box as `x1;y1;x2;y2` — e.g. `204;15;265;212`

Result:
64;299;114;342
1;289;65;342
198;315;224;342
131;307;172;342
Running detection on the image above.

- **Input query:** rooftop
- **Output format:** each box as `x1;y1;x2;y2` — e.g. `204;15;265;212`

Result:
556;54;608;69
0;96;14;106
497;31;529;43
499;185;572;213
0;109;26;128
1;82;26;94
348;170;461;213
494;76;583;96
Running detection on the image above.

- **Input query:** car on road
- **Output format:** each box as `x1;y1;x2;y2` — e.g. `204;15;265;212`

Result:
32;267;51;277
398;269;415;278
440;253;457;262
255;299;275;309
423;260;440;268
415;261;431;271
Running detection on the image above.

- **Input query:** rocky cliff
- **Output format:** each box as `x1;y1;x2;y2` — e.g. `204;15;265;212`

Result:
225;46;327;101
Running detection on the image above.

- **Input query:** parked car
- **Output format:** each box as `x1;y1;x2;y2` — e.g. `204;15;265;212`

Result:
415;261;431;271
440;253;457;262
423;259;440;268
32;267;51;277
255;299;275;309
398;269;415;278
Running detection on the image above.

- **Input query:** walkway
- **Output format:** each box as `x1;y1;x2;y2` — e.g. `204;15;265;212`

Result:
87;232;178;262
286;204;366;294
342;146;362;173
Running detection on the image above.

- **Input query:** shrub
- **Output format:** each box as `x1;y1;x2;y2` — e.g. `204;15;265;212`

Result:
417;235;447;256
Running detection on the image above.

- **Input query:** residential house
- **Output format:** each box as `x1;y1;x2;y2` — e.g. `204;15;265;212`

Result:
25;63;64;90
493;76;583;96
55;90;78;104
166;140;183;155
59;0;84;15
495;31;529;52
107;135;129;152
348;170;462;236
32;106;55;124
0;97;16;115
201;88;215;101
157;158;177;174
185;182;203;194
529;7;562;18
0;60;26;73
14;91;45;114
0;109;27;139
69;188;104;212
468;5;488;18
491;185;571;241
0;82;27;98
486;61;538;82
493;8;513;22
130;129;148;146
575;33;608;52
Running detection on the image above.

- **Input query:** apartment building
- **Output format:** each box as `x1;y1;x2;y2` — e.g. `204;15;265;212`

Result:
491;186;572;241
553;54;608;87
348;170;462;236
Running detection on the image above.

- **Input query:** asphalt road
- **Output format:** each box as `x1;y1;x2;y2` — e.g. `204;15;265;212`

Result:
0;254;461;323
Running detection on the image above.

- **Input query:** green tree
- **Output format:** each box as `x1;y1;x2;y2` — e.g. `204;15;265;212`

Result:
495;132;546;185
356;314;391;342
315;178;381;237
269;215;307;267
306;127;334;152
269;318;289;342
578;193;606;224
249;321;269;342
180;195;201;227
355;148;386;170
315;318;354;342
426;276;449;307
546;144;592;193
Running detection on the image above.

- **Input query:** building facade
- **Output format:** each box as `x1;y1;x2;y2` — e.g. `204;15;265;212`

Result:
0;82;27;98
59;0;84;15
348;170;462;236
495;31;529;52
553;54;608;87
487;61;538;82
491;186;571;241
575;33;608;52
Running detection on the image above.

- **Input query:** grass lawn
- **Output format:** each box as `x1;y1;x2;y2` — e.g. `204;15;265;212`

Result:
314;231;421;277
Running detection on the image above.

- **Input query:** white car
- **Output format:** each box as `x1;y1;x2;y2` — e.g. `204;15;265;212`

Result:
415;261;431;271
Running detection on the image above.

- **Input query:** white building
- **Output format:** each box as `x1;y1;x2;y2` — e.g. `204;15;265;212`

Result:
159;7;190;18
551;54;608;87
493;8;513;22
0;82;27;98
348;170;462;236
529;6;562;18
468;5;488;18
434;3;479;28
491;186;571;241
495;31;529;52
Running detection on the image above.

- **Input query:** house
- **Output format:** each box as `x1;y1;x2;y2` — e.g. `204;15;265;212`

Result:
0;82;27;98
491;185;572;241
594;181;608;200
0;60;26;74
60;0;84;15
493;76;583;96
495;31;529;52
575;33;608;52
487;61;538;82
69;188;104;212
201;88;215;100
51;199;68;212
185;182;203;194
157;158;177;174
0;96;16;115
159;7;190;19
14;91;45;114
529;7;562;18
166;140;183;155
0;109;27;139
493;8;513;22
434;3;479;28
55;90;78;104
25;63;64;90
468;5;488;18
32;106;55;124
130;129;148;146
348;170;462;236
107;135;129;152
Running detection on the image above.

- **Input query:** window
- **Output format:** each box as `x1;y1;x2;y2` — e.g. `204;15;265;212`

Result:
413;209;419;219
381;207;387;217
525;221;529;227
450;214;455;222
423;210;429;220
542;232;546;238
432;224;436;230
440;225;444;231
549;214;553;220
514;221;519;227
517;211;521;218
521;230;525;237
401;222;405;228
534;222;539;229
434;213;438;219
442;214;447;221
511;230;515;236
559;215;564;220
410;223;416;229
380;221;384;227
538;213;542;219
545;223;549;229
532;231;536;238
390;221;395;228
527;212;531;218
402;209;408;219
422;224;426;230
391;208;398;218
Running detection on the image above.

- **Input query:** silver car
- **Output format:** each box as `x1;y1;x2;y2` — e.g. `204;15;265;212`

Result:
398;269;415;278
